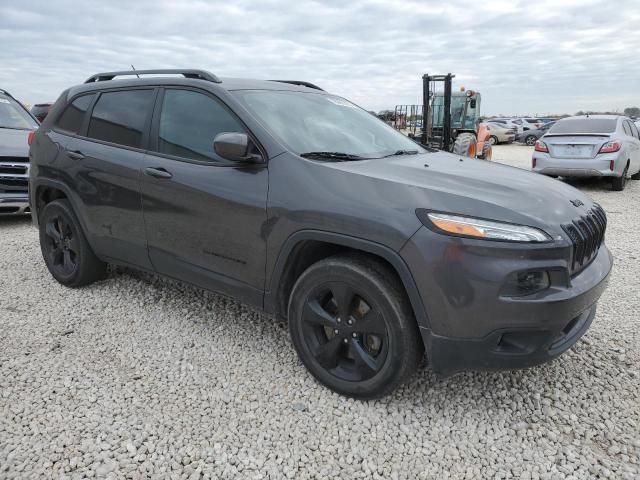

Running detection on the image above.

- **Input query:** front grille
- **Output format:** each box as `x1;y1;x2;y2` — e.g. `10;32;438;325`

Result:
562;204;607;273
0;156;29;163
0;157;29;194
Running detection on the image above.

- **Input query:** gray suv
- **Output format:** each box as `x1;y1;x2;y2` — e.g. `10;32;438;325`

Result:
1;88;38;215
29;70;612;399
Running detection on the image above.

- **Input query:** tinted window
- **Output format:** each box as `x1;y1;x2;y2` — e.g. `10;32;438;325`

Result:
549;118;617;134
158;89;246;162
87;90;154;148
630;122;639;138
56;95;94;133
622;121;632;136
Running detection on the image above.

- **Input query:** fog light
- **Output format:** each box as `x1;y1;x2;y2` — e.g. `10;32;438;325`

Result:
502;270;550;297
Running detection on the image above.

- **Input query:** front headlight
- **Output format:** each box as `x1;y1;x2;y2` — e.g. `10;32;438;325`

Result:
417;211;551;243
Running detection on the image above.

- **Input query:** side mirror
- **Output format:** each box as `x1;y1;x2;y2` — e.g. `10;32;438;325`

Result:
214;132;260;162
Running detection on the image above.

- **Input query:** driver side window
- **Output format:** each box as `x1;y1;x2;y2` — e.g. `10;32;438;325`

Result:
157;89;246;163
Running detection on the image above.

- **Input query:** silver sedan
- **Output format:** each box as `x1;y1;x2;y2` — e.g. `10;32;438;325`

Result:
532;115;640;191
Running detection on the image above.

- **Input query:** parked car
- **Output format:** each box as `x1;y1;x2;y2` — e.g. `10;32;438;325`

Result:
517;121;555;146
30;103;54;123
521;118;545;130
30;69;612;399
0;88;39;215
486;122;516;144
488;118;523;134
532;115;640;191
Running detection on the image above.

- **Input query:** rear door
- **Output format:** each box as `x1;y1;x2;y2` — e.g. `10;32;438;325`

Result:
63;88;156;269
140;87;268;306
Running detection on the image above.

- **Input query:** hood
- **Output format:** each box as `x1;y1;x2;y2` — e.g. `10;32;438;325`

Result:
322;151;595;236
0;128;31;157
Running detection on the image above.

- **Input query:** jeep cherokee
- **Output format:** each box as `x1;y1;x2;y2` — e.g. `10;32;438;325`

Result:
29;69;612;399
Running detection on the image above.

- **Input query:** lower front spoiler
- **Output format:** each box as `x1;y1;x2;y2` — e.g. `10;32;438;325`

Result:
422;303;597;377
0;195;30;216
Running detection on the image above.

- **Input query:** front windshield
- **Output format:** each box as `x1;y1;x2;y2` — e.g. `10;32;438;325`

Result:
233;90;425;158
0;96;38;130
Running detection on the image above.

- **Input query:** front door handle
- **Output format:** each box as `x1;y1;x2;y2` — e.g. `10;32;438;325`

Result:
66;150;85;160
144;167;173;179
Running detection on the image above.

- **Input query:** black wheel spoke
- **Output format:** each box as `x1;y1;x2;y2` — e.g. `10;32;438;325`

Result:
314;336;343;370
358;309;386;336
350;338;380;377
50;247;63;265
63;249;73;269
328;282;355;321
303;299;338;328
46;222;61;242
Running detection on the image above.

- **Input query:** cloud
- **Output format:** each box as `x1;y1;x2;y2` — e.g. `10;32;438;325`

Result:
0;0;638;115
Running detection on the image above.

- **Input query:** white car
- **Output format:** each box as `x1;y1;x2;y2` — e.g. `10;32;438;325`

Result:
532;115;640;191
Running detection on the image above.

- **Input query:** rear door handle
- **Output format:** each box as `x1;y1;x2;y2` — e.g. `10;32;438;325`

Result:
66;150;85;160
144;167;173;179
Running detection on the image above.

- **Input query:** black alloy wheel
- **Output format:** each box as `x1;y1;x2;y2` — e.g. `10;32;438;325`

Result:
301;281;388;382
43;215;79;278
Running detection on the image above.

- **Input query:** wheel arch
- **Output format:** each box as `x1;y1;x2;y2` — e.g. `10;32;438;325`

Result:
32;179;88;234
265;230;432;333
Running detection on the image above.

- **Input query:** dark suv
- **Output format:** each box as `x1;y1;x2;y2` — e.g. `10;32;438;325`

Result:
29;69;612;399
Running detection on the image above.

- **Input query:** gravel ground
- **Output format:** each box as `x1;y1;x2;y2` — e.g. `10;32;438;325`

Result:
1;144;639;479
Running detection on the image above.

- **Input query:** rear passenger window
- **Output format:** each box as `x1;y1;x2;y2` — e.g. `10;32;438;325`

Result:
157;89;246;162
87;90;154;148
622;121;632;136
56;95;94;134
630;122;639;139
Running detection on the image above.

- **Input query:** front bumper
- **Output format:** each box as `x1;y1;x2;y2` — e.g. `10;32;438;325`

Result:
0;194;30;215
400;227;613;376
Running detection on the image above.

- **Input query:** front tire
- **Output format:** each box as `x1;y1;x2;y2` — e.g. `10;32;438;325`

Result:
288;255;423;399
39;199;107;287
452;133;477;158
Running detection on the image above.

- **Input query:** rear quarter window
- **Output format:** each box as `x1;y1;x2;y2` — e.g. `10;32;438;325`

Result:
55;94;94;134
549;118;617;134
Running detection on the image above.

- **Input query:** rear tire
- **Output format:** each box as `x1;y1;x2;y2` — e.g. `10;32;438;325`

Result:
488;135;499;145
39;200;107;287
288;254;423;399
524;135;537;146
452;133;477;158
611;164;628;191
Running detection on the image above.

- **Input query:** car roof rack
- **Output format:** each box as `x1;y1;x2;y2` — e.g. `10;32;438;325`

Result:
269;80;324;91
84;69;222;84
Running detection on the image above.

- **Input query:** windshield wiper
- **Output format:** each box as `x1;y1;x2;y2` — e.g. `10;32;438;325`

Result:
380;149;419;158
299;151;366;161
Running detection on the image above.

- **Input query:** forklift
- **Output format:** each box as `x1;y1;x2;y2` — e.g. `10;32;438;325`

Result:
394;73;492;160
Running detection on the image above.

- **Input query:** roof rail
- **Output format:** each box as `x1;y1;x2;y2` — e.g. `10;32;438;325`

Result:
269;80;324;91
84;69;222;84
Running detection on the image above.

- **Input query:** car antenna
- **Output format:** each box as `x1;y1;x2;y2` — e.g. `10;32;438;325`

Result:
131;64;140;78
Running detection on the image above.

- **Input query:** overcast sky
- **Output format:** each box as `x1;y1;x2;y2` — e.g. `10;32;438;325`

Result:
1;0;638;115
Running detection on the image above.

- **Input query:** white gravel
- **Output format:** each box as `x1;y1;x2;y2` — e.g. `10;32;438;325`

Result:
1;144;638;479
